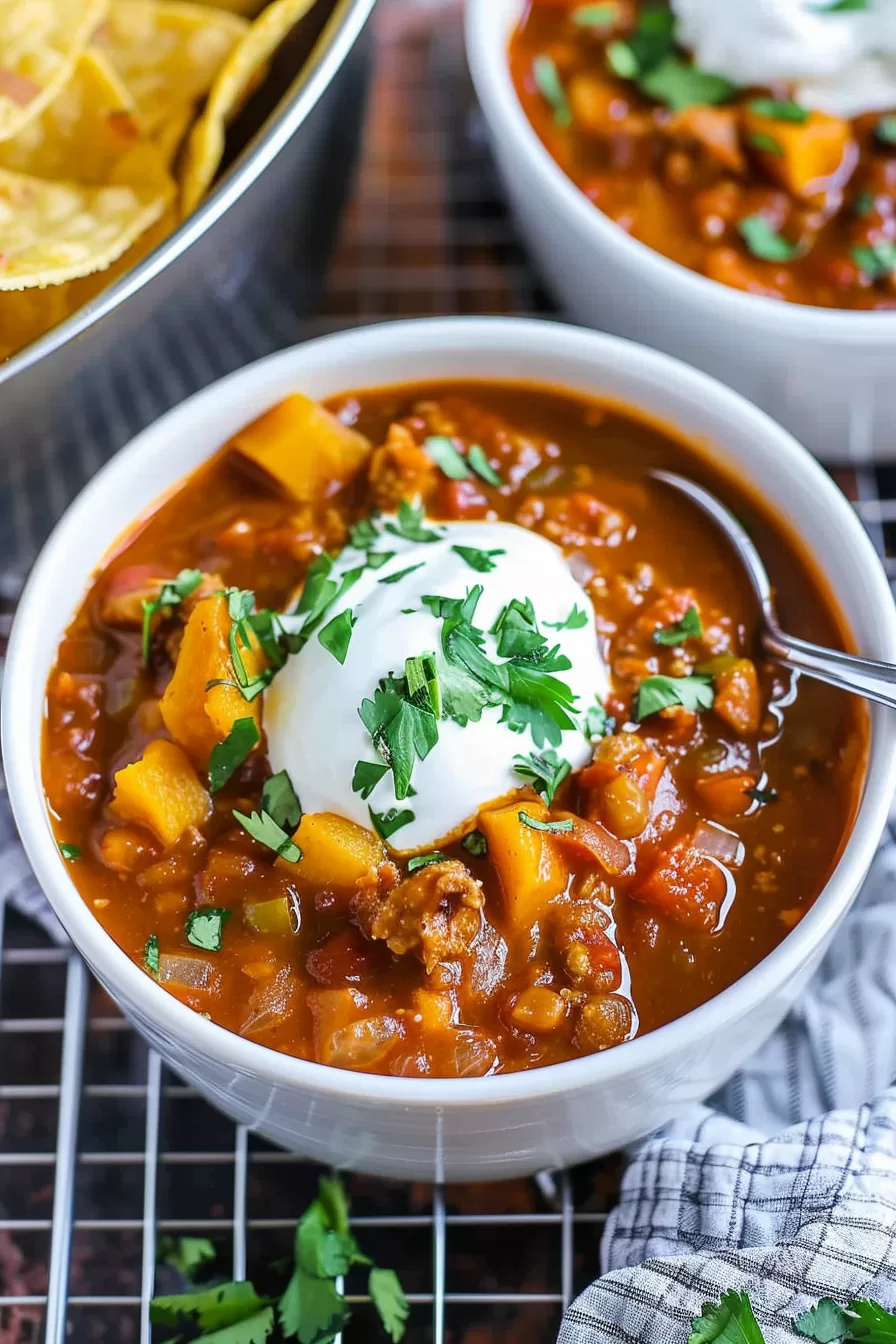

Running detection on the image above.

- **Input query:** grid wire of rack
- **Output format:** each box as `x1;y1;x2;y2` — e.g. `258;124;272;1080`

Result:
1;1;895;1342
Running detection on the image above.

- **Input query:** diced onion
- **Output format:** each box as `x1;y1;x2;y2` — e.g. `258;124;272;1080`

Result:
450;1030;499;1078
692;821;743;869
158;953;212;990
326;1015;403;1071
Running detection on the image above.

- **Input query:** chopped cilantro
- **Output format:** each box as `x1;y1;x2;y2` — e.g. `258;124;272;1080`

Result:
748;131;783;155
572;2;619;27
157;1234;216;1280
385;499;444;544
424;435;470;480
208;717;259;793
379;562;425;585
407;852;448;872
810;0;867;10
878;115;896;145
462;829;488;858
144;934;159;977
352;760;389;799
745;786;778;805
261;770;302;834
854;190;876;218
452;544;505;573
532;54;572;127
140;567;202;665
364;549;395;571
359;664;440;800
514;748;571;806
738;215;801;262
639;57;735;111
584;700;612;740
349;517;380;549
318;607;356;664
185;908;231;953
689;1290;765;1343
518;810;573;834
467;444;503;487
653;604;702;646
604;5;730;109
748;98;808;123
492;596;544;658
369;806;415;840
853;240;896;281
59;842;81;862
545;604;589;630
606;39;638;78
233;809;302;862
405;652;442;718
635;673;714;720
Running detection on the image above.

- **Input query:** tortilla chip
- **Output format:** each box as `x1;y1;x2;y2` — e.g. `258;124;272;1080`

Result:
179;0;317;215
153;102;194;168
0;148;174;289
0;48;142;184
95;0;248;135
0;0;108;142
190;0;266;13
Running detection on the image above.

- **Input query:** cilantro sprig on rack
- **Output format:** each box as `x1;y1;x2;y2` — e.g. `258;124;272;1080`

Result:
151;1174;409;1343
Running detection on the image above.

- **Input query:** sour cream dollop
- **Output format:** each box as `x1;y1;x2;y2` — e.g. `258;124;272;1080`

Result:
671;0;896;118
265;519;608;852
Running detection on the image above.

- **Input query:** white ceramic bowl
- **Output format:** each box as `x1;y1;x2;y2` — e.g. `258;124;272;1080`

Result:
465;0;896;463
5;317;895;1181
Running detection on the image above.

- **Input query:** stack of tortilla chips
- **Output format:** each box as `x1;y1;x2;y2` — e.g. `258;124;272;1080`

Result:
0;0;316;359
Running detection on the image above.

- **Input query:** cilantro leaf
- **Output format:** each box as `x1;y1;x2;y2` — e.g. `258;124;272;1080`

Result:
462;829;488;858
689;1291;766;1344
572;2;619;27
584;700;612;740
151;1281;270;1333
318;608;356;664
261;771;302;833
855;191;875;218
364;549;396;571
186;908;231;953
639;56;735;110
745;787;778;805
317;1176;351;1237
144;934;159;977
352;760;389;799
157;1234;216;1280
349;517;380;549
853;240;896;281
209;717;260;792
607;39;638;77
794;1299;851;1342
513;749;571;806
200;1307;275;1342
60;842;81;861
877;115;896;145
405;652;442;718
379;562;425;586
233;809;301;862
532;54;572;127
653;604;702;646
518;810;573;833
467;444;502;487
424;435;470;480
359;676;438;800
141;567;202;665
385;499;444;544
739;216;801;262
452;544;504;573
811;0;868;10
502;660;579;747
545;604;589;630
407;852;449;872
369;806;415;840
492;597;544;658
369;1268;410;1343
748;131;783;155
748;97;808;123
636;673;714;720
842;1299;896;1338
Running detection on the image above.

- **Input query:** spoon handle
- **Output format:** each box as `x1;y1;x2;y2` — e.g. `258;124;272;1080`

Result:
763;627;896;711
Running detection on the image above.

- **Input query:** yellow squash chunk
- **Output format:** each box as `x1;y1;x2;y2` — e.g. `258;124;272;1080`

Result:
160;593;265;764
277;812;385;889
477;800;569;932
227;393;372;503
742;106;855;198
112;739;211;847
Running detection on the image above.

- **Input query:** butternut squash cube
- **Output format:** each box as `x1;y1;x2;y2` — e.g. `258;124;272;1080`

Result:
742;106;855;198
227;393;372;503
160;594;265;765
112;739;211;848
277;812;385;889
477;800;569;932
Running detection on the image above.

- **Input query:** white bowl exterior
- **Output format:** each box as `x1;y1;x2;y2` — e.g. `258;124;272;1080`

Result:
466;0;896;464
5;317;896;1181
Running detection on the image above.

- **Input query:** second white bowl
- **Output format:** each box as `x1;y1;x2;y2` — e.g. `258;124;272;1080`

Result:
465;0;896;463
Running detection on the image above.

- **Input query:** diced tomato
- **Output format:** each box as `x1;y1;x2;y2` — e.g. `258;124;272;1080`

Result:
632;838;727;931
438;477;490;519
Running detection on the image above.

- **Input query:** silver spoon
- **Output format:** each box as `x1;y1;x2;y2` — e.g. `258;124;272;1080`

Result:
651;469;896;710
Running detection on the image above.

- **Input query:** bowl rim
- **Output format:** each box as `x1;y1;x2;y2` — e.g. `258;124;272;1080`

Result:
6;314;896;1108
464;0;896;337
0;0;377;390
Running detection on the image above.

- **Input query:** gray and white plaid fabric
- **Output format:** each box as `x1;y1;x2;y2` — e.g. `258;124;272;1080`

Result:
560;840;896;1343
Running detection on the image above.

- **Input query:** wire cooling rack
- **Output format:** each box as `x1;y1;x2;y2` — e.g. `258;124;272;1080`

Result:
1;2;895;1342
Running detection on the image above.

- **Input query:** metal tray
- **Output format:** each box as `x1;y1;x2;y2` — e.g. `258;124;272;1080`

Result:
0;0;377;456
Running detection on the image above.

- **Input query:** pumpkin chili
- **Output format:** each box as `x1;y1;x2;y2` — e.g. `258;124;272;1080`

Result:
509;0;896;309
42;380;866;1078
